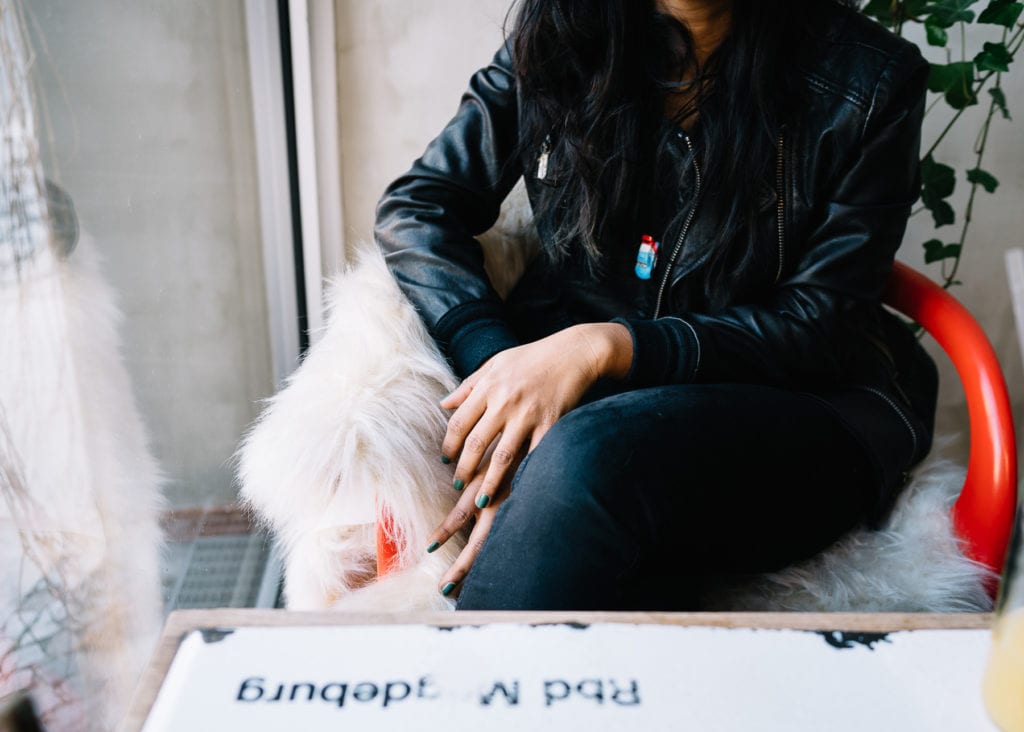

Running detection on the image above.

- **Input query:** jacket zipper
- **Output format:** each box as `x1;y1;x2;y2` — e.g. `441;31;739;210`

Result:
857;385;920;460
865;331;915;408
775;130;786;283
653;132;702;319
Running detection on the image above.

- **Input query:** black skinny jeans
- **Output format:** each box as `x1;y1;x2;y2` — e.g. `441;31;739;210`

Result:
456;382;887;611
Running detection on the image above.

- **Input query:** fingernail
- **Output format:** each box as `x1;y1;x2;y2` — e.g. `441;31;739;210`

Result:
475;494;490;509
453;478;465;491
441;582;456;596
441;455;451;464
426;541;440;554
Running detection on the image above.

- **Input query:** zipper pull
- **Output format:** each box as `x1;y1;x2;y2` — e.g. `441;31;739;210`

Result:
536;135;551;180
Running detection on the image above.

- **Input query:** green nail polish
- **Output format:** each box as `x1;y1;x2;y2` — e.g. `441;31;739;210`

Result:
426;541;440;553
453;478;465;491
441;455;451;464
475;494;490;509
441;582;456;596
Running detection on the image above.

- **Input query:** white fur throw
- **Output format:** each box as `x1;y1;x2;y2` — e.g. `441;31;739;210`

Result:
238;182;993;613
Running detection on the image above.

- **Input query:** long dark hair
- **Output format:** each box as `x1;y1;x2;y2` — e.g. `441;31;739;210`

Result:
507;0;847;297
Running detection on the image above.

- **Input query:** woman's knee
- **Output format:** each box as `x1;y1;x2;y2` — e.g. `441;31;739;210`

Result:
512;398;636;503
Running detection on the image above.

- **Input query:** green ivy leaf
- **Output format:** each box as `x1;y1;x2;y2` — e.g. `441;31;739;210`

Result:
929;200;956;227
925;18;949;46
990;87;1012;119
920;155;957;227
975;41;1013;72
923;239;943;262
967;167;1000;192
862;0;894;22
863;0;931;25
921;155;957;198
978;0;1024;27
928;61;978;108
925;0;980;27
923;239;963;263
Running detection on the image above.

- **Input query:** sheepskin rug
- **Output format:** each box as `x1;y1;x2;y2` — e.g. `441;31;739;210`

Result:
238;182;992;613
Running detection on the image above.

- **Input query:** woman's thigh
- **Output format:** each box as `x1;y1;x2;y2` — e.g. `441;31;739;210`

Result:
455;383;881;611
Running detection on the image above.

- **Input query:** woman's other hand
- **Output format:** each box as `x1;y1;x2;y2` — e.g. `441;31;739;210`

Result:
427;322;632;595
426;451;521;597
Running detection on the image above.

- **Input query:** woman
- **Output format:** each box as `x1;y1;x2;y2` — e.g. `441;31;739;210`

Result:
375;0;937;610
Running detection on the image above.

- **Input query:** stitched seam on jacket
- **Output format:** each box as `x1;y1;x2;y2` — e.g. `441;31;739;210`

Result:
666;316;701;380
861;46;911;142
434;299;507;343
802;70;869;109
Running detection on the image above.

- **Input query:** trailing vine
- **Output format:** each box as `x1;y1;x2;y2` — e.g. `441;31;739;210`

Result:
862;0;1023;290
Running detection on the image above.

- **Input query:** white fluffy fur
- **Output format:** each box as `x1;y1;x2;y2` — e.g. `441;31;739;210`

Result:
237;249;464;611
237;181;992;613
1;238;164;729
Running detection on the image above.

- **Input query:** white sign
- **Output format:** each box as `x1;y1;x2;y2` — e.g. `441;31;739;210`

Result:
142;623;997;731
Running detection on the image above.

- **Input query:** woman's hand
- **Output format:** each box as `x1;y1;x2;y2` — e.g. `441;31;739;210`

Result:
442;322;632;505
426;322;632;595
426;450;521;596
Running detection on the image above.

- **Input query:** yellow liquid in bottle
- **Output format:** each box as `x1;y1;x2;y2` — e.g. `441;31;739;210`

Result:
985;608;1024;731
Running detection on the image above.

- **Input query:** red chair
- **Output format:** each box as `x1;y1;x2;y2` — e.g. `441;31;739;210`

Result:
377;261;1018;596
883;261;1017;589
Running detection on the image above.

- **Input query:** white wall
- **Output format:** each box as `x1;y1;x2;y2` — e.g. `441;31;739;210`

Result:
334;3;1023;458
29;0;275;507
334;0;511;254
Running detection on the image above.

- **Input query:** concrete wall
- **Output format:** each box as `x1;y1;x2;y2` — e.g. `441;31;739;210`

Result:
335;3;1024;458
334;0;511;254
29;0;274;508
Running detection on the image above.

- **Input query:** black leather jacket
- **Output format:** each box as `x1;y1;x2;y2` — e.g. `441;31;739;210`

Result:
376;2;938;522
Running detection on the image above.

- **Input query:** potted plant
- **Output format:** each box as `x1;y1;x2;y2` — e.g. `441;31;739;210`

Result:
862;0;1023;289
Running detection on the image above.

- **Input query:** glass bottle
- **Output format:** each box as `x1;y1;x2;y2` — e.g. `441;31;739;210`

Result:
984;503;1024;731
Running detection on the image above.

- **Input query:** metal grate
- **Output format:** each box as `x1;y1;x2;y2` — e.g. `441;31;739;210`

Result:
160;506;283;612
163;534;271;610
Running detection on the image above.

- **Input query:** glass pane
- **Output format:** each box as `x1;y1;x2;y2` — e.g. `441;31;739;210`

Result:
31;0;274;507
2;0;283;727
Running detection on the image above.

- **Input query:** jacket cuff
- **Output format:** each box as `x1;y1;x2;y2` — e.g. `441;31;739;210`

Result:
611;316;700;387
435;301;520;377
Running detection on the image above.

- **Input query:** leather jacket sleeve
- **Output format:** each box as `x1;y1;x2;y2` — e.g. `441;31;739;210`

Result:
375;42;524;377
615;44;929;389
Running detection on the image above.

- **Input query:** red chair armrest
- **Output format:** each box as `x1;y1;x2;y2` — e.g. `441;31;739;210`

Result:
883;261;1017;576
